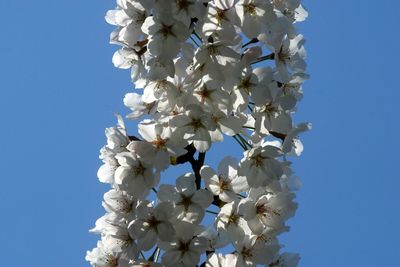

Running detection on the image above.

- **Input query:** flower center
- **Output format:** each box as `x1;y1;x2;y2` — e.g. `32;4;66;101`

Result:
190;118;204;130
177;0;189;10
145;102;155;113
152;135;167;149
228;213;240;225
147;216;161;229
196;85;213;101
105;254;118;267
115;199;133;213
215;8;226;22
241;247;253;259
133;163;146;176
178;195;193;211
159;24;175;38
251;154;266;167
178;240;191;252
262;104;279;115
218;176;231;191
256;204;281;217
243;3;257;16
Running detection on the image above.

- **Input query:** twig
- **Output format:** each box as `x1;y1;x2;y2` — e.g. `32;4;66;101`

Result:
147;247;159;261
190;152;206;190
155;247;161;262
211;195;226;208
242;38;258;48
128;135;141;141
233;135;247;150
236;134;252;149
193;31;203;44
206;210;219;215
190;36;200;47
250;53;275;65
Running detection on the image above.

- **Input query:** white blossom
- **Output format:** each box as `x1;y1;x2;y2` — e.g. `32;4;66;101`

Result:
235;0;275;39
142;16;189;59
128;201;175;251
123;93;157;120
233;235;280;267
200;156;248;202
169;105;217;152
171;0;206;26
272;0;308;22
106;0;147;47
130;261;163;267
191;41;241;84
216;201;251;241
113;48;148;82
159;221;208;267
132;119;186;170
238;144;284;187
157;173;213;223
114;151;158;199
202;0;240;43
238;191;297;234
206;253;238;267
89;0;310;265
98;116;129;184
274;34;307;82
103;189;136;220
268;252;301;267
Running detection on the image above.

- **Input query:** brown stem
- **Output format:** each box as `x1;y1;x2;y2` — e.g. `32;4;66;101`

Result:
242;38;259;48
172;144;197;165
269;131;287;141
190;152;206;190
128;135;141;141
250;53;275;65
211;195;226;208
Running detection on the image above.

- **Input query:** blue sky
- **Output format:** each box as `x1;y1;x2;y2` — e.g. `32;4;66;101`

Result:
0;0;399;266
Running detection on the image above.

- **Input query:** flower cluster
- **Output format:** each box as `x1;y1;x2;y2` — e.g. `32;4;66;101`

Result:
87;0;310;266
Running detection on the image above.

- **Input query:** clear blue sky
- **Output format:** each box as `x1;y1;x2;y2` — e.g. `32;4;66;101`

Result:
0;1;399;266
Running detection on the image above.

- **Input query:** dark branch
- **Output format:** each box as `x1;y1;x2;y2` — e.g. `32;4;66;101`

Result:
172;144;197;165
190;152;206;190
250;53;275;65
128;135;141;141
211;195;226;208
242;38;259;48
269;131;287;141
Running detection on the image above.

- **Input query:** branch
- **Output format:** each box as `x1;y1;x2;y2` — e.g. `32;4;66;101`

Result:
147;247;159;261
206;210;219;215
242;38;258;48
250;53;275;65
233;135;247;150
269;131;287;141
236;134;252;149
192;30;203;44
128;135;142;141
211;195;226;208
190;36;200;47
190;152;206;190
171;144;197;165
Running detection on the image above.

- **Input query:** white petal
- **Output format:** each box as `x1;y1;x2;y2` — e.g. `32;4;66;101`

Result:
138;229;157;251
97;164;115;184
157;222;175;241
192;190;213;209
176;173;196;195
157;185;178;202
